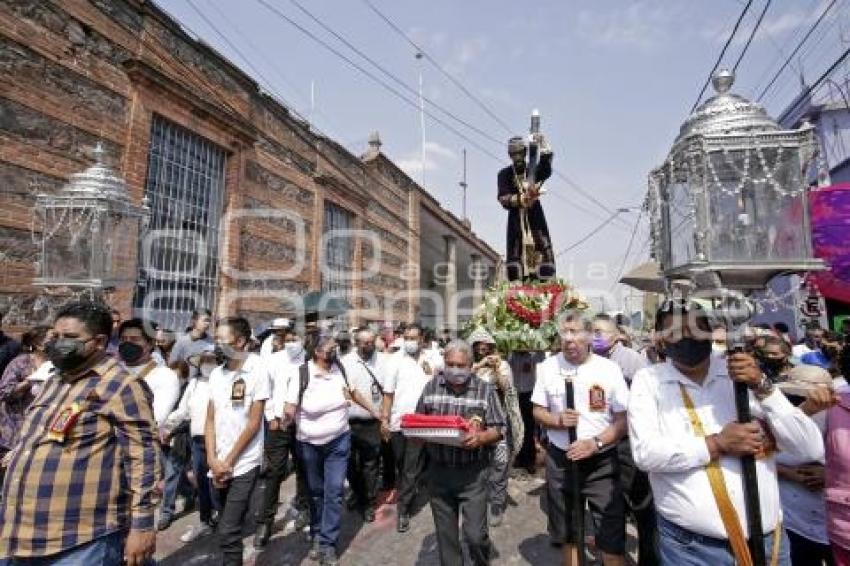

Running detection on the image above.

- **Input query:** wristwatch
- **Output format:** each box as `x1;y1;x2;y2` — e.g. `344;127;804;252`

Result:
593;436;605;452
751;374;776;399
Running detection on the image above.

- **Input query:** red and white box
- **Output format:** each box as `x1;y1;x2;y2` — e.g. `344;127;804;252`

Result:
401;414;471;446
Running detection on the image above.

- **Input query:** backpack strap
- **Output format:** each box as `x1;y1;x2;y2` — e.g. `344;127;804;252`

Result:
358;360;384;396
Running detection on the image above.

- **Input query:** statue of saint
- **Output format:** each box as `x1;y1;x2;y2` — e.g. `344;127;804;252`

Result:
497;125;555;281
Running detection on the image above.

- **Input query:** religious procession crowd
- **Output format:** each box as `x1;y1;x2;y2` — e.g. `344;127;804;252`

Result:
0;300;847;566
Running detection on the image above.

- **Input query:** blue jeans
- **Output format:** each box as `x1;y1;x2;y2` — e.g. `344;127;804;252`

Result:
0;530;154;565
298;431;351;551
658;514;791;566
190;436;220;524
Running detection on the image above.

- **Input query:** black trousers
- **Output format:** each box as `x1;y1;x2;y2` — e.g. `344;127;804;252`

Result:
380;438;396;490
217;466;260;566
618;438;659;566
346;420;382;509
514;391;537;469
787;529;835;566
427;462;491;566
390;431;426;514
257;425;307;526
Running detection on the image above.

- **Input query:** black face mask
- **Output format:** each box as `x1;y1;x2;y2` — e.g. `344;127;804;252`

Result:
358;347;375;361
665;337;712;369
118;341;145;365
759;357;787;379
213;344;229;366
46;337;93;372
325;348;339;366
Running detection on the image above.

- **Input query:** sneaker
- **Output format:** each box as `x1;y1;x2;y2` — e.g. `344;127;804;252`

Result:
397;513;410;533
489;505;504;527
320;547;339;566
295;509;310;532
180;523;212;543
308;539;322;561
174;496;187;515
157;515;172;532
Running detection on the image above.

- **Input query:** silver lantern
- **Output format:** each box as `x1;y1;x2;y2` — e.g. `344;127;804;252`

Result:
648;69;824;291
33;143;149;291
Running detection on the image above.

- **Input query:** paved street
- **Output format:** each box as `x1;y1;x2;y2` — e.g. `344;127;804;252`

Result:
154;471;637;565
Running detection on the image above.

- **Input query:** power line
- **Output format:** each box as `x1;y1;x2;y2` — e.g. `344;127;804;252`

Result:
610;208;644;291
690;0;754;113
756;0;839;101
287;0;504;146
732;0;773;73
554;208;635;259
777;44;850;123
359;0;514;135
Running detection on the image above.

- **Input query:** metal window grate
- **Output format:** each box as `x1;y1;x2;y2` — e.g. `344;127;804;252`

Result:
133;115;227;331
322;201;353;298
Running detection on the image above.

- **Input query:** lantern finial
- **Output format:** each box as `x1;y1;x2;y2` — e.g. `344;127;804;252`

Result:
91;141;107;165
712;69;735;95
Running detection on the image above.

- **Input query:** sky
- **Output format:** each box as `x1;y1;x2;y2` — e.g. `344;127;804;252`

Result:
156;0;850;312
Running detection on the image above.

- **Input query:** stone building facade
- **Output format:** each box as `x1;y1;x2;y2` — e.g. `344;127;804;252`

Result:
0;0;499;331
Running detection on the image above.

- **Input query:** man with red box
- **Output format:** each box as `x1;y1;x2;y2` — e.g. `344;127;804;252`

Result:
414;339;505;566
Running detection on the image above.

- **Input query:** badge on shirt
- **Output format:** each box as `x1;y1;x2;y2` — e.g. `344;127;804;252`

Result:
422;361;433;375
47;402;83;442
588;384;607;412
231;378;246;406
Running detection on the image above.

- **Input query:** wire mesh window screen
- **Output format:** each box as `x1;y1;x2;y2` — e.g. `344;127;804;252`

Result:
133;115;227;331
322;201;353;298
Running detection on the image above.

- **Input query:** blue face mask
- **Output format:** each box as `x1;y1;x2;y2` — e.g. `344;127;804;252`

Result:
591;335;611;355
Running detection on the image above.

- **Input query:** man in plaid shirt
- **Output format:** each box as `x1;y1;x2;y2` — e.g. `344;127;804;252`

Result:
0;301;162;566
415;339;505;566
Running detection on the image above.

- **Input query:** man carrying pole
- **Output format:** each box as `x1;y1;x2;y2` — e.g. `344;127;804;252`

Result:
628;300;824;565
532;311;629;566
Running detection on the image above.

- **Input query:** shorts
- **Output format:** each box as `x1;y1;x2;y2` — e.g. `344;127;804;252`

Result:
545;442;626;554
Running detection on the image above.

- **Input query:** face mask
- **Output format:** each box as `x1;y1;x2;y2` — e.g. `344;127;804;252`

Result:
324;347;339;365
712;343;727;355
118;341;145;365
46;337;93;373
591;336;611;355
665;337;712;369
404;340;420;357
760;357;787;378
284;341;303;359
213;344;229;366
359;346;375;360
444;367;470;385
200;363;217;378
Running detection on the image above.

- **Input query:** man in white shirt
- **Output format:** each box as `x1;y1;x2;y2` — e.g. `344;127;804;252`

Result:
628;300;824;566
341;329;387;523
116;319;182;532
532;311;629;566
381;323;442;533
169;308;214;379
205;316;270;566
591;314;656;566
254;326;307;548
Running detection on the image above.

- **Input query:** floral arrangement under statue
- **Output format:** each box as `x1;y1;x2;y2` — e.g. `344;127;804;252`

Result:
465;278;588;352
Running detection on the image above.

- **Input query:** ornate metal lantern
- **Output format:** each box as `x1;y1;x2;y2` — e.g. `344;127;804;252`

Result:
648;70;825;290
33;143;149;291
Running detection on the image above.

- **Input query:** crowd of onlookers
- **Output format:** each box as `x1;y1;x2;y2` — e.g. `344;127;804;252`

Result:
0;302;848;566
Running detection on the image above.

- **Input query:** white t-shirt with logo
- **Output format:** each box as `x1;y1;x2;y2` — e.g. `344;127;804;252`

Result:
208;353;270;477
531;352;629;450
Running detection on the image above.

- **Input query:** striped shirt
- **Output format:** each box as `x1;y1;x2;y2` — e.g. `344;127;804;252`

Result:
415;373;505;467
0;355;162;557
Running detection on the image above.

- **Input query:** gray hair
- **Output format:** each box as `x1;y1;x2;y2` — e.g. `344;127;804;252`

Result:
355;328;375;342
558;309;593;332
443;339;473;366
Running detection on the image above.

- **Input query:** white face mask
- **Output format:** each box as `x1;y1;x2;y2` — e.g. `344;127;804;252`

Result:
284;340;303;359
200;363;216;378
712;343;727;355
404;340;420;357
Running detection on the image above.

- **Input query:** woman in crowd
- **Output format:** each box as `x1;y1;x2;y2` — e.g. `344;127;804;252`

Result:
284;335;380;566
0;325;53;485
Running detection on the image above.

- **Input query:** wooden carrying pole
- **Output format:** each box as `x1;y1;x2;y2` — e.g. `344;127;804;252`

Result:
565;375;587;566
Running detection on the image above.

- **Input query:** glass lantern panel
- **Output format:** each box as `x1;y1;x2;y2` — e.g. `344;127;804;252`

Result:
41;206;96;283
706;147;807;263
665;179;697;269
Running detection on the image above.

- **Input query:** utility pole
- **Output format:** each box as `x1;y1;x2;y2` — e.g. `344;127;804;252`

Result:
459;148;468;221
416;51;425;188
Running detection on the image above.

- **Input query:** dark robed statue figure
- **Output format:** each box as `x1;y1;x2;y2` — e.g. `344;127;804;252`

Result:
497;124;555;281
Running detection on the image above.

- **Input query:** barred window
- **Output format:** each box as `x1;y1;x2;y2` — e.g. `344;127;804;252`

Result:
133;116;227;331
322;201;353;298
